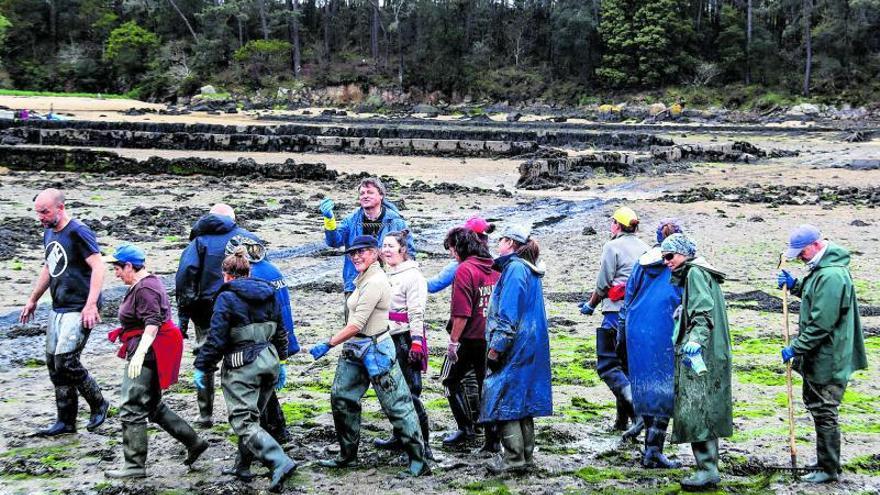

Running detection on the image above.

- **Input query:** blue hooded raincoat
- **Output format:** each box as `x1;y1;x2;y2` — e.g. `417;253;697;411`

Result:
620;247;682;418
324;199;415;292
480;254;553;422
251;259;300;355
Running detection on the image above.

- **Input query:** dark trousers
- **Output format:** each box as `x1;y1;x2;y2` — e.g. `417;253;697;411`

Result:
440;338;487;430
596;312;630;394
803;379;847;475
391;332;430;445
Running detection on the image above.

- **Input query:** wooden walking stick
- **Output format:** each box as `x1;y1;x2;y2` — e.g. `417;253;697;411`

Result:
778;254;798;472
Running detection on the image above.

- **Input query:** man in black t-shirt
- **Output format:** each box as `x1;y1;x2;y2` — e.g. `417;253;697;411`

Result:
20;188;109;436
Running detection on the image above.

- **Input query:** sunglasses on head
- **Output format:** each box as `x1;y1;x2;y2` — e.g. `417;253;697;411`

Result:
662;252;677;261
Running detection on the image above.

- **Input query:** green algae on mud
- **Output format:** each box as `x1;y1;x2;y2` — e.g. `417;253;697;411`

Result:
560;396;614;423
281;401;330;424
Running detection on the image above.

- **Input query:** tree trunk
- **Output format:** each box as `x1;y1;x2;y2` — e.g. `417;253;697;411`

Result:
324;0;332;57
803;0;812;97
286;0;302;76
258;0;270;40
745;0;752;84
168;0;200;43
45;0;57;49
237;15;244;48
370;1;380;65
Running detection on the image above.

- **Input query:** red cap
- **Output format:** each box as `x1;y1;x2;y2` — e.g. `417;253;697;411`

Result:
463;216;490;234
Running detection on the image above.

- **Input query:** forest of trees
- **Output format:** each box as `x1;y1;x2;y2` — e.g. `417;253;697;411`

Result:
0;0;878;104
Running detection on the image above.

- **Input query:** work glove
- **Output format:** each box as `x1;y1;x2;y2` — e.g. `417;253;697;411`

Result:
683;341;701;355
777;270;796;290
309;341;333;360
128;350;147;379
178;316;190;339
409;336;427;364
193;369;207;390
319;198;335;219
446;342;460;364
781;346;795;363
579;301;595;316
275;363;287;390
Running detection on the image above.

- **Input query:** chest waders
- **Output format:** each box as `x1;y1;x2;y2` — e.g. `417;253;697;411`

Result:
221;321;296;492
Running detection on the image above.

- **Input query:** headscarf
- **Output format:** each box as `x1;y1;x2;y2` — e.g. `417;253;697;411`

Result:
660;233;696;257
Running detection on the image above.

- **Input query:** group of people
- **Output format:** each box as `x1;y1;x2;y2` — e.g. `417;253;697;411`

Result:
18;179;867;492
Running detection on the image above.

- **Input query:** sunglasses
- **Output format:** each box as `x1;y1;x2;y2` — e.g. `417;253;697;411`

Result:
662;253;677;261
348;248;371;258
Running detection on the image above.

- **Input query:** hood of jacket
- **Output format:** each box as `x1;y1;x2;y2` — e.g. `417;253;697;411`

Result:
464;255;497;275
223;277;275;303
813;242;850;271
189;214;237;240
386;259;420;276
495;254;545;277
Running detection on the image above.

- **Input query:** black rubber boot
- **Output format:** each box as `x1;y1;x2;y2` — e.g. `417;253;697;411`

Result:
480;423;502;454
443;386;476;447
105;423;148;479
374;433;403;451
681;439;720;490
623;416;645;442
261;392;291;445
642;417;681;469
247;431;297;493
222;440;257;482
195;371;214;428
150;403;208;466
521;417;535;466
38;386;78;436
77;374;109;432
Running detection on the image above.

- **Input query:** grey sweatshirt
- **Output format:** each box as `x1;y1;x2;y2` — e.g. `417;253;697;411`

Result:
595;232;649;312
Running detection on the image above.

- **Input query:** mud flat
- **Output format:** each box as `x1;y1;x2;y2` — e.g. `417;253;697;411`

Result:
0;100;878;494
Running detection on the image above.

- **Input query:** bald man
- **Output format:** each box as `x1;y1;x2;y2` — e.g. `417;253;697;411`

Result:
175;203;261;427
20;189;109;436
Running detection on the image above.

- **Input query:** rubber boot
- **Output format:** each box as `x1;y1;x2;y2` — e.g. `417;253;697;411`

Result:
77;374;109;432
521;417;535;466
623;416;645;442
195;371;214;428
642;417;681;469
681;439;720;490
614;385;638;435
38;386;78;436
374;432;403;451
487;420;527;474
151;403;208;466
262;392;291;445
247;431;297;493
222;440;257;482
479;423;501;454
105;423;148;479
443;386;476;446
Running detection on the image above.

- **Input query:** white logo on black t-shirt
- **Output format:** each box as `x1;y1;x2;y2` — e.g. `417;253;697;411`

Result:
46;241;68;278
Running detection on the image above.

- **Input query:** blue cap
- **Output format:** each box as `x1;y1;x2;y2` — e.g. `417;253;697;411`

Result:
107;244;146;266
785;224;821;259
346;235;379;253
501;224;531;244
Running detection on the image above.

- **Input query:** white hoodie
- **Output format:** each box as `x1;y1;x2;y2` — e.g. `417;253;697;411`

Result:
386;259;428;338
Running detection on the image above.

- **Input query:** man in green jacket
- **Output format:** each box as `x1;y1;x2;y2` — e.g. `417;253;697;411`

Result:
777;224;868;484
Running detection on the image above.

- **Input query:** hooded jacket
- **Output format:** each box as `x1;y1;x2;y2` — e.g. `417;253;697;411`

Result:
620;246;682;417
386;259;428;338
480;254;553;422
194;277;288;372
251;259;300;355
670;257;733;444
790;243;867;384
594;233;649;312
324;199;415;292
175;214;261;326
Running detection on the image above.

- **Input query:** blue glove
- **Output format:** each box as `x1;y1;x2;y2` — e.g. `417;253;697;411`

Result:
319;198;335;219
310;341;332;360
683;341;701;355
777;270;796;290
193;369;207;390
579;301;595;315
781;346;795;363
275;364;287;390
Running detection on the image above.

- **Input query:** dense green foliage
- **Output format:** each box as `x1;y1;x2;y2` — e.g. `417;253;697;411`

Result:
0;0;878;103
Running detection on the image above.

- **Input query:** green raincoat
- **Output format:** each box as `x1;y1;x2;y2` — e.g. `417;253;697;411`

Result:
790;243;867;385
670;257;733;444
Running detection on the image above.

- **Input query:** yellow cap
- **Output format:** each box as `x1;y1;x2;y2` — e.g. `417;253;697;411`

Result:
612;206;638;227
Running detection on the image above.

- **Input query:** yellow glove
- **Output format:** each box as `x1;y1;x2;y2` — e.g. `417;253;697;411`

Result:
323;216;337;231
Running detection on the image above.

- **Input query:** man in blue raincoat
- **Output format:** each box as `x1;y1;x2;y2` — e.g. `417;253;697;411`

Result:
619;219;684;469
318;177;415;319
481;225;552;474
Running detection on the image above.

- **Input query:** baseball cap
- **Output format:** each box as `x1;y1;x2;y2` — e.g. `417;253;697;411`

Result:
107;244;146;266
501;224;530;244
784;224;821;260
346;235;379;253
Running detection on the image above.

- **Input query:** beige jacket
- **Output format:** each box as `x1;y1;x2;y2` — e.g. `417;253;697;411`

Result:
346;262;391;336
386;260;427;338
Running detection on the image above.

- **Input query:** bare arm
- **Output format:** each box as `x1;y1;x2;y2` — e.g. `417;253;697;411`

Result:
448;316;468;343
20;265;51;323
81;253;105;328
329;324;361;347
